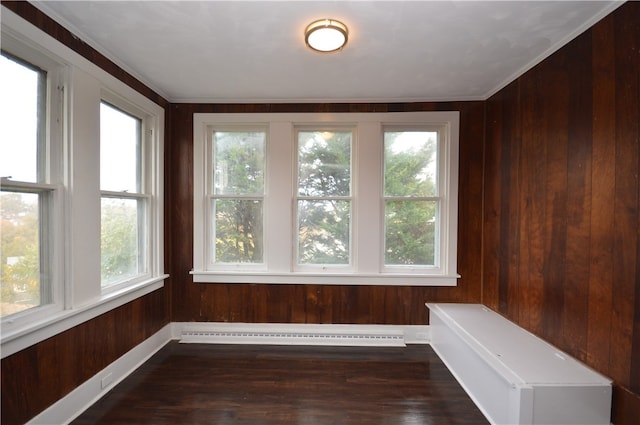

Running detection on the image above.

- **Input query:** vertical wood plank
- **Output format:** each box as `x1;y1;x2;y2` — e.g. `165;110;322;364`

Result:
518;67;546;335
263;285;284;322
586;14;615;374
622;1;640;397
482;94;503;311
612;386;640;424
34;338;61;418
1;346;38;425
290;284;308;323
456;102;485;303
497;80;521;321
541;52;569;348
609;4;640;388
563;31;592;362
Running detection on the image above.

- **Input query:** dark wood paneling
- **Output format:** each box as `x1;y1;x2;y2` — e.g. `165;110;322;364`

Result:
1;289;169;425
613;386;640;425
611;1;640;397
587;5;616;377
0;3;172;424
6;0;639;423
169;102;485;325
482;3;640;423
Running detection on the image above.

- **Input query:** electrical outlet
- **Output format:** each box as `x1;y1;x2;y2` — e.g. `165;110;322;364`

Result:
416;332;429;341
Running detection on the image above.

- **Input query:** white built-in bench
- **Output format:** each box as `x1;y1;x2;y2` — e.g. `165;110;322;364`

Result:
427;303;612;425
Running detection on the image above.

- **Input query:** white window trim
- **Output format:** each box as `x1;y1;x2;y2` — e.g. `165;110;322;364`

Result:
1;8;167;358
99;92;160;293
204;124;268;271
1;29;67;336
192;111;460;286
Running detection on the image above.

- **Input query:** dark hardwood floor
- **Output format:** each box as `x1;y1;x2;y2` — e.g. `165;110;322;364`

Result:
72;342;488;424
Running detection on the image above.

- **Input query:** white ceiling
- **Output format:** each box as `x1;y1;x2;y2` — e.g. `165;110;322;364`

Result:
32;1;622;103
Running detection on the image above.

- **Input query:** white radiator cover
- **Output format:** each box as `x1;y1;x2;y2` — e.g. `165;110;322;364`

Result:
178;322;430;346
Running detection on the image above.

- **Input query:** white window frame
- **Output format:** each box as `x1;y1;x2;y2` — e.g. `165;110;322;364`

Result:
0;33;66;329
294;126;355;272
0;9;167;358
205;125;268;270
193;112;460;286
382;126;444;273
99;95;156;293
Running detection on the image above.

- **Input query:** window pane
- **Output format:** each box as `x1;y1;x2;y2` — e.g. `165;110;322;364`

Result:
100;102;141;192
1;191;42;317
0;53;45;183
298;199;350;265
298;131;351;197
213;199;263;263
384;131;437;197
213;131;265;195
101;197;145;286
384;200;436;266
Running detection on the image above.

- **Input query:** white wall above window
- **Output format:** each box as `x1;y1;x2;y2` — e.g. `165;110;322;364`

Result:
192;111;460;286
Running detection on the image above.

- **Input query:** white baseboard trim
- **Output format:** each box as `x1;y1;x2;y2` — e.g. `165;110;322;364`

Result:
27;323;174;425
26;322;429;424
176;322;430;346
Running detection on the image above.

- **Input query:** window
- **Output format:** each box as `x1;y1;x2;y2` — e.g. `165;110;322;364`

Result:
296;129;352;267
1;15;166;358
193;112;459;286
100;101;148;289
210;129;265;265
383;130;438;268
1;51;61;318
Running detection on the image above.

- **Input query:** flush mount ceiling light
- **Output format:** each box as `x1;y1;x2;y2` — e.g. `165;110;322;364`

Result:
304;19;348;53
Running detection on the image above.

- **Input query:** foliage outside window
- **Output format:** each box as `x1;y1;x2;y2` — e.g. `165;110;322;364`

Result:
100;101;148;289
384;131;438;267
211;130;265;264
0;52;53;318
297;130;352;266
193;112;459;286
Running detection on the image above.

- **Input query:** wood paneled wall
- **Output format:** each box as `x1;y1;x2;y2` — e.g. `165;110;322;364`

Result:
1;3;172;425
482;2;640;423
0;289;169;425
4;0;640;423
169;102;485;325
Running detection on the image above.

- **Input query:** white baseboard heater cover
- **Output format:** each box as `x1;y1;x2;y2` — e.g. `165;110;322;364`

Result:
427;303;612;425
179;323;409;347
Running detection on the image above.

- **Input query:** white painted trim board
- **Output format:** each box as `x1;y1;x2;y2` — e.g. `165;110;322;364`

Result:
27;324;175;425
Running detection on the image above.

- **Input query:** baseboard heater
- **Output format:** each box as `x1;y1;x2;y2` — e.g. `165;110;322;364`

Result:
179;323;407;347
427;303;612;425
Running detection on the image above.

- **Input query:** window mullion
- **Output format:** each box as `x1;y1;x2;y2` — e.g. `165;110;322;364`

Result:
354;121;382;274
265;121;294;273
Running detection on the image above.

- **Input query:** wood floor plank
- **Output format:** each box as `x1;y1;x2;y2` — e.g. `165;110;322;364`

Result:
72;343;488;424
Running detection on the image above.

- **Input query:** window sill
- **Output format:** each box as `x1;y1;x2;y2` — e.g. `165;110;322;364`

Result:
1;275;168;358
190;270;459;286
